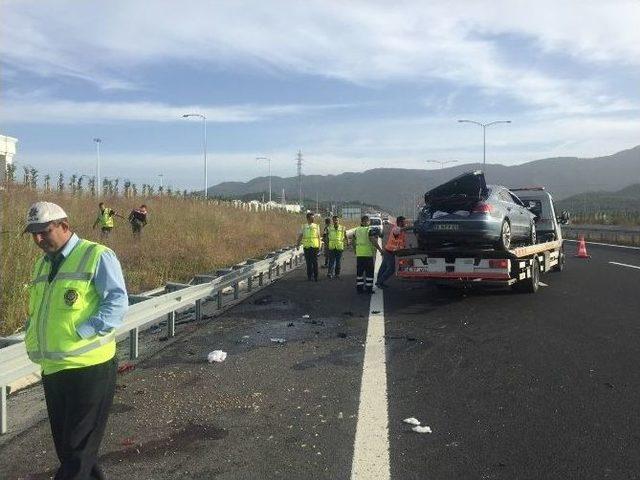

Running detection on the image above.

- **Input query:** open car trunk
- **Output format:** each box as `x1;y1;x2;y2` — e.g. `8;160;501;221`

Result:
424;170;488;213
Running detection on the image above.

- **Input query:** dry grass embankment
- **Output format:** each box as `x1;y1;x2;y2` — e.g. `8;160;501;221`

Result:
1;187;302;336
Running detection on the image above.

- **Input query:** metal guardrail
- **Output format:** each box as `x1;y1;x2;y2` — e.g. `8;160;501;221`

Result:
562;224;640;246
0;246;304;434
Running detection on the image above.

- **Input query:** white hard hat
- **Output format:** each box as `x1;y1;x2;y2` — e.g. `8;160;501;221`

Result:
24;201;68;233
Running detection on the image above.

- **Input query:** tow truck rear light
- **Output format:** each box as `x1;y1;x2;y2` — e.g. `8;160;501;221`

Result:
472;202;493;213
398;258;414;267
489;259;508;269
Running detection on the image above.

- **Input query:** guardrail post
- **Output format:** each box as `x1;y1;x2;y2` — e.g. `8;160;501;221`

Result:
195;300;202;321
268;266;272;280
129;328;139;360
1;385;7;435
233;282;239;299
259;272;264;286
247;275;253;292
167;311;176;337
282;261;287;273
217;291;223;309
276;264;280;276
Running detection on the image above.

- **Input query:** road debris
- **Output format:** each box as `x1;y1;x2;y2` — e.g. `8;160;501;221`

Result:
412;425;432;434
254;295;273;305
371;310;381;314
207;350;227;363
270;338;287;344
117;363;135;374
403;417;421;426
302;314;311;319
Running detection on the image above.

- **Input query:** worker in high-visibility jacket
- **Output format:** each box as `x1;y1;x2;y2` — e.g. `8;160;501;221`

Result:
296;212;322;281
354;215;384;293
92;202;117;239
327;215;348;279
24;201;128;480
376;216;410;289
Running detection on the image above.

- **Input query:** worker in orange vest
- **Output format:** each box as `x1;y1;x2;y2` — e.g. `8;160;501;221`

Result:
375;216;409;289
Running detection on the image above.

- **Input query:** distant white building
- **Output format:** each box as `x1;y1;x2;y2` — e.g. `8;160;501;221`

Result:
1;134;18;184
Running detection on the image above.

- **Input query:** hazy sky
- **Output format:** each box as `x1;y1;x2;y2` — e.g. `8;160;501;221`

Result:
1;0;639;190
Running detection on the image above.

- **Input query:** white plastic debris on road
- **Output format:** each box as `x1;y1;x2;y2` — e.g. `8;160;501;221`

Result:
412;425;432;434
302;314;310;319
207;350;227;363
403;417;421;426
270;338;287;344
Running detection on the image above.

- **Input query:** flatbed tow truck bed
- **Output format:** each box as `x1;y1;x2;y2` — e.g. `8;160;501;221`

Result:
395;237;565;293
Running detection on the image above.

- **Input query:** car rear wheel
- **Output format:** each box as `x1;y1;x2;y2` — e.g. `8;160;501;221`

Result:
497;220;511;250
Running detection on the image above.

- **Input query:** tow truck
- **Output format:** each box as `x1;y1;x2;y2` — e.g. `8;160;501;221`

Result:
395;187;566;293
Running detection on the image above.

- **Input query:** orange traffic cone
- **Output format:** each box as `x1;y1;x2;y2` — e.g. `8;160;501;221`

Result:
575;235;590;258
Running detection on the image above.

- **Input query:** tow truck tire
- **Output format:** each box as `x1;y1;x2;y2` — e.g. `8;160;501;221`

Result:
552;246;565;272
514;256;540;293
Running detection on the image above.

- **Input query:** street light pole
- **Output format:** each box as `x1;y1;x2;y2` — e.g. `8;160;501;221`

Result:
158;174;164;190
457;119;511;166
256;157;272;203
93;138;102;197
182;113;208;198
426;159;458;169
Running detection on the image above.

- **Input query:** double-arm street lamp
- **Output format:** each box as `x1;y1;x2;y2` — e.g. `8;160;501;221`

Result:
256;156;272;203
427;159;458;170
457;119;511;166
182;113;208;198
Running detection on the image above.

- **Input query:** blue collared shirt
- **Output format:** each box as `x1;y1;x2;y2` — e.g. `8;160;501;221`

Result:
52;234;129;339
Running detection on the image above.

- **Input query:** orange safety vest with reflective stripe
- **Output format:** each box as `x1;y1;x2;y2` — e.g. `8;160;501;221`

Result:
385;226;406;252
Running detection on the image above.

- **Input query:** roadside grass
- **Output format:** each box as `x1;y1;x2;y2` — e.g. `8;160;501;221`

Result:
0;187;301;336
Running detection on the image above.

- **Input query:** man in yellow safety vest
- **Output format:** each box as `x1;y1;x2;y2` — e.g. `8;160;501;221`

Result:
24;201;128;479
327;215;348;279
296;212;322;281
92;202;117;239
354;215;384;293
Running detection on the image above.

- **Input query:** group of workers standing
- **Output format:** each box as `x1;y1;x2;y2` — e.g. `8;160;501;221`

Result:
297;212;408;294
92;202;148;240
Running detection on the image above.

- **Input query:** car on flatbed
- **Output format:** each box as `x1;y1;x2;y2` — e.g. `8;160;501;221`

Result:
414;171;537;251
397;182;567;293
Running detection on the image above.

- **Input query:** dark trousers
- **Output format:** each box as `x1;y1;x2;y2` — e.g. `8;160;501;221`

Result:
376;250;396;285
328;249;343;277
323;241;329;266
42;358;117;480
99;227;112;240
303;247;319;280
356;256;375;293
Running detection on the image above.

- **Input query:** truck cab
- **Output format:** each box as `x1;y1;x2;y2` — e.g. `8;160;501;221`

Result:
511;188;564;243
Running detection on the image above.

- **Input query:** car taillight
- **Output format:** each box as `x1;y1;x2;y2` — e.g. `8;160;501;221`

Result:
489;259;508;269
472;202;493;213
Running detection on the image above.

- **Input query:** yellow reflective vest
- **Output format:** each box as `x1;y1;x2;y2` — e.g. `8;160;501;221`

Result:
301;223;321;248
328;225;346;251
98;208;114;228
355;226;375;257
26;239;116;375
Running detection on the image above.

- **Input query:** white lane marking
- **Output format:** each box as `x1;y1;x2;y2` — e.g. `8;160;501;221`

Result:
565;239;640;251
351;251;391;480
539;282;549;287
609;261;640;270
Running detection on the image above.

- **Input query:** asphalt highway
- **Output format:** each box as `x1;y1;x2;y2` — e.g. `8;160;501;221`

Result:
1;240;639;479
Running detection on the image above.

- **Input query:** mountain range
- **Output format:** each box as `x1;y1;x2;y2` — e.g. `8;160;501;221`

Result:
209;145;640;214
